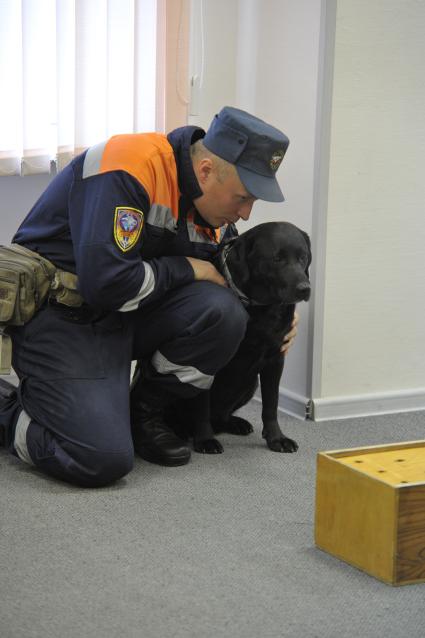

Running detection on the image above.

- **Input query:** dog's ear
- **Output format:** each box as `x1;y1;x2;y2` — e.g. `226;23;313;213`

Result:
301;231;312;276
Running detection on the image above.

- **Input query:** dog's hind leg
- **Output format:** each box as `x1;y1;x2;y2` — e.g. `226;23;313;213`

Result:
260;355;298;453
210;374;258;436
212;414;254;436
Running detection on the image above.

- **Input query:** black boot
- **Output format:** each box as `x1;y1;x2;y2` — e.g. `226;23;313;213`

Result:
0;378;18;447
130;369;191;467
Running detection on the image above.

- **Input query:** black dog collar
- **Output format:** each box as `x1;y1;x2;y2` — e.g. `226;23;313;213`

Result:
218;240;263;307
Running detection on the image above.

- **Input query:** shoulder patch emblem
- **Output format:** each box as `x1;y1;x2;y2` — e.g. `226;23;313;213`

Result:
114;207;144;252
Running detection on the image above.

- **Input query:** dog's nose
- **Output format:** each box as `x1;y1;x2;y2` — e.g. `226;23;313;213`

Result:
296;282;311;301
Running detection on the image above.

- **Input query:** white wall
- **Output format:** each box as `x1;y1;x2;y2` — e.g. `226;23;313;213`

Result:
189;0;425;421
0;175;52;244
188;0;238;126
248;0;321;407
313;0;425;418
189;0;322;416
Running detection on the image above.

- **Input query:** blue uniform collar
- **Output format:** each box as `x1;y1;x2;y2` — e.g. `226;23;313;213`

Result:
167;125;216;230
167;125;204;201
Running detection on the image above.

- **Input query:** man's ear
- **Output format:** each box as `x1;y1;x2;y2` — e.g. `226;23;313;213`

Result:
196;158;214;186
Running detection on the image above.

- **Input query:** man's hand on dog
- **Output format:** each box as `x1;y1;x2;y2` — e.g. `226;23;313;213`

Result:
186;258;299;354
186;257;227;287
281;311;299;354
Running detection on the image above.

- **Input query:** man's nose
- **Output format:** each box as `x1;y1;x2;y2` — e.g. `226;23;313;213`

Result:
238;201;254;221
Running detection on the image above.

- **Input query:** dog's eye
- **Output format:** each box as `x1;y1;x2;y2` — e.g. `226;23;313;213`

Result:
298;256;308;267
273;255;286;263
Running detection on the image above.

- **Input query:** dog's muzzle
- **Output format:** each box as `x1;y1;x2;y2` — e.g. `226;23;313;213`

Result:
295;281;311;302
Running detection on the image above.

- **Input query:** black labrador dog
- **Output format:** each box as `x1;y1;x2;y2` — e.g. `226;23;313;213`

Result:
169;221;311;455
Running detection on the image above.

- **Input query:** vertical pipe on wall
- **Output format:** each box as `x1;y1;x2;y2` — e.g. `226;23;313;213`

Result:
155;0;166;132
308;0;337;404
164;0;190;130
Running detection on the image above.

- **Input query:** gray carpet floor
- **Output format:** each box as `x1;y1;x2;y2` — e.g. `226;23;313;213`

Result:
1;399;425;638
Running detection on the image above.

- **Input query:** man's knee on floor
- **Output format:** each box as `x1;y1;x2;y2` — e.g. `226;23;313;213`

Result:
14;408;134;487
46;448;134;488
81;448;134;487
28;434;134;488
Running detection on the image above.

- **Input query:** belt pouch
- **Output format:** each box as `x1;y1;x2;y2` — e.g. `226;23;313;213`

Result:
0;330;12;374
0;243;56;325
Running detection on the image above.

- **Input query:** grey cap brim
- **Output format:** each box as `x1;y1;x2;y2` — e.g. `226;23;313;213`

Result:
236;165;285;202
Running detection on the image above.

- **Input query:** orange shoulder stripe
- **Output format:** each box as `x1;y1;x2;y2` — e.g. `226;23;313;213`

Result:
99;133;180;217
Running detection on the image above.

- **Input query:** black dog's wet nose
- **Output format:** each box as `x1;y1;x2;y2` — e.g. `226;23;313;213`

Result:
296;282;311;301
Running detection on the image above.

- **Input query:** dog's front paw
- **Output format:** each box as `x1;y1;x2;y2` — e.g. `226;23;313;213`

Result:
194;438;224;454
214;415;254;436
266;435;299;453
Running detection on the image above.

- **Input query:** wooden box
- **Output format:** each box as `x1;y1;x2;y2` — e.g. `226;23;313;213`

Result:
315;440;425;586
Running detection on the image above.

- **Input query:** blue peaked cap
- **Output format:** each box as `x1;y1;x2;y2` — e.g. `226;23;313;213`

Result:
203;106;289;202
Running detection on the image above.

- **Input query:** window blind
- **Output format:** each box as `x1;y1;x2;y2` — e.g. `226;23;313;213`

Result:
0;0;160;176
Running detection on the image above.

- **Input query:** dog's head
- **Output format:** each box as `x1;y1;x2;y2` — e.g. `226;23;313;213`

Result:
224;221;311;306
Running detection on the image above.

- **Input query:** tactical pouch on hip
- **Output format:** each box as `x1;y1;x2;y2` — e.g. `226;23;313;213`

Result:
0;243;85;374
0;243;84;327
0;243;57;325
0;331;12;375
49;269;84;308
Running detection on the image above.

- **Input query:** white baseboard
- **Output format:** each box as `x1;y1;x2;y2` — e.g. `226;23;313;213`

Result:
253;387;425;423
278;388;309;420
310;388;425;421
253;388;309;421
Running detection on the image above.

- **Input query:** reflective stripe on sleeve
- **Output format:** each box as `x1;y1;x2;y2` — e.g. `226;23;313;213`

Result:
14;410;34;466
118;262;155;312
146;204;177;232
82;140;108;179
152;351;214;390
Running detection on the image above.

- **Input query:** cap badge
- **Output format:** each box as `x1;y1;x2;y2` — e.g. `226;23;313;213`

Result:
270;150;284;171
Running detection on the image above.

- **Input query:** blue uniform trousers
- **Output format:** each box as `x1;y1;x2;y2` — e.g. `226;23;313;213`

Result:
1;282;247;487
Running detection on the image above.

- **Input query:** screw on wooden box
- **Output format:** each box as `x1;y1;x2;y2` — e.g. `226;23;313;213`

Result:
315;440;425;586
